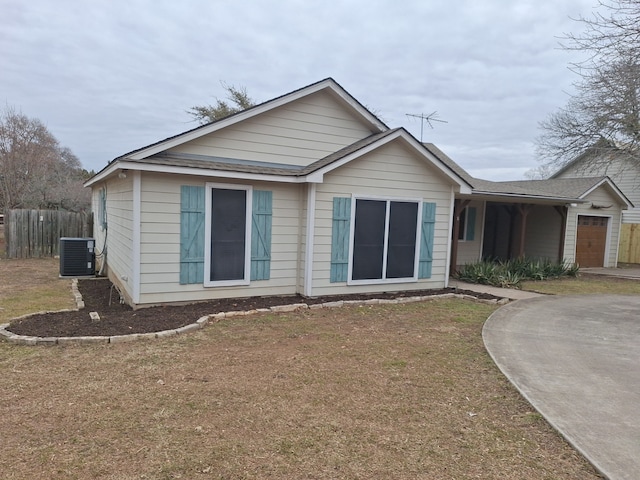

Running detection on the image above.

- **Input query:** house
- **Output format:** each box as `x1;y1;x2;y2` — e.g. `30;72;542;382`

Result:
85;78;631;308
550;144;640;262
85;79;474;307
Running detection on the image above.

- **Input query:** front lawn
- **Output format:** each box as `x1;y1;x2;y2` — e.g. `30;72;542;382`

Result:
0;259;602;479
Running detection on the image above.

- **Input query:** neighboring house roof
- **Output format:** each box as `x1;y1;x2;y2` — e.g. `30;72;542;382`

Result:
550;140;639;179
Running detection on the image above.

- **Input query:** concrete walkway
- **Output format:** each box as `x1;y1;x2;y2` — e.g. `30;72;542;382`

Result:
582;266;640;280
483;294;640;480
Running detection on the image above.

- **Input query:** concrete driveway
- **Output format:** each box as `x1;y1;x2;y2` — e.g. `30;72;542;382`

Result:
483;295;640;480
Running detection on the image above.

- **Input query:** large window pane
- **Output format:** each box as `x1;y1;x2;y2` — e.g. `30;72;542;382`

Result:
352;199;386;280
210;188;246;281
386;201;418;278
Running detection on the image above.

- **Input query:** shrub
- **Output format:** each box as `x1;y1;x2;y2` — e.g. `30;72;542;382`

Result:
454;258;579;288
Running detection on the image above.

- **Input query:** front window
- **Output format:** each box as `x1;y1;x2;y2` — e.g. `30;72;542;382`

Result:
204;183;252;286
349;197;421;284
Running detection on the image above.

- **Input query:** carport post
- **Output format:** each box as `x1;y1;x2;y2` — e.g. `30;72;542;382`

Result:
516;204;532;258
554;206;568;262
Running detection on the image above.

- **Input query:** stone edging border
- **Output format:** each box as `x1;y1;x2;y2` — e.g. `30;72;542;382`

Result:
0;281;509;346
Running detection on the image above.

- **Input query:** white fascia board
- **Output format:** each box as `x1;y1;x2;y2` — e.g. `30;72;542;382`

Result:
84;160;307;186
307;129;473;193
471;190;588;204
579;178;633;208
325;85;387;132
84;163;119;187
128;79;386;161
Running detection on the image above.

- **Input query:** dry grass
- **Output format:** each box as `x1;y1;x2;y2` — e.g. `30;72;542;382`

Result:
0;259;604;479
521;273;640;295
0;258;76;322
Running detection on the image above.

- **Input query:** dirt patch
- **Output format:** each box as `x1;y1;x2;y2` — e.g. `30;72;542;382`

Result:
8;278;499;337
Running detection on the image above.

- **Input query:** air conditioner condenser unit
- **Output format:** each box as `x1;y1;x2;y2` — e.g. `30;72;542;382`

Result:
59;237;96;277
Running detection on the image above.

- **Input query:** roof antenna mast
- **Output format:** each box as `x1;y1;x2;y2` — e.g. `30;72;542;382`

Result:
406;112;447;142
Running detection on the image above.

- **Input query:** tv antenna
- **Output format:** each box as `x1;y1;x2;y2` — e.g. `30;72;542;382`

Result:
406;112;447;142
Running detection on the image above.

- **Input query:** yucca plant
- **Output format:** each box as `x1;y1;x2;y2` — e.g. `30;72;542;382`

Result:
455;258;580;288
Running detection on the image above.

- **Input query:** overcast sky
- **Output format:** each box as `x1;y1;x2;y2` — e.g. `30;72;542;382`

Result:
2;0;597;180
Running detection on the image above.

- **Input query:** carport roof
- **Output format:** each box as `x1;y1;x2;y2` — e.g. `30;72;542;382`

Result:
423;142;632;205
471;177;608;199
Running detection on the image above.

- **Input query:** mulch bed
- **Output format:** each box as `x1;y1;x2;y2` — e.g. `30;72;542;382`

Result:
7;278;499;338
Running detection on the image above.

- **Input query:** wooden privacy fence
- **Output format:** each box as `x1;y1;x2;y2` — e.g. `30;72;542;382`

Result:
618;223;640;264
5;209;93;259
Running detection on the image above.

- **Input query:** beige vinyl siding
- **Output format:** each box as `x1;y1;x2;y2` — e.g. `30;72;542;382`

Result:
166;91;374;167
312;140;455;296
104;175;134;300
564;186;623;267
136;172;302;305
456;200;485;265
524;206;564;261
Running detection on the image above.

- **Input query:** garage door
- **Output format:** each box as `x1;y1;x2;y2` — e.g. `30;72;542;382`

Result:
576;216;608;267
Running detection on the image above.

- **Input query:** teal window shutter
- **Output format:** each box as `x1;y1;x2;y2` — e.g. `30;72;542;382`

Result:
180;185;205;284
418;202;436;279
465;207;476;241
251;190;272;281
330;197;351;283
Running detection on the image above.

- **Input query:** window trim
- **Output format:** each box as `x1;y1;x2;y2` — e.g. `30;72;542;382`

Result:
204;182;253;287
347;194;423;286
458;206;468;241
457;205;477;242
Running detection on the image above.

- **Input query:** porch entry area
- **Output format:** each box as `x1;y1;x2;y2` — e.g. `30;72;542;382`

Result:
450;200;568;271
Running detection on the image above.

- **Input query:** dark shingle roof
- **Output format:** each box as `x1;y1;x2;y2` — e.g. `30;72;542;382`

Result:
143;130;399;177
471;177;609;199
422;143;476;186
422;142;611;201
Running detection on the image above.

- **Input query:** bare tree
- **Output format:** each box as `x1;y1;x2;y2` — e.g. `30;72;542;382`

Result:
0;107;90;212
563;0;640;63
187;83;256;125
536;1;640;171
537;55;640;166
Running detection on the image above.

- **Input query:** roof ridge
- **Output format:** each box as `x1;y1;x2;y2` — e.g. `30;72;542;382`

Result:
111;78;389;164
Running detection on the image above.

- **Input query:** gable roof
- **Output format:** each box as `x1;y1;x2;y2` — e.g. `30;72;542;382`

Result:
85;80;473;192
121;78;389;162
472;177;632;205
87;127;474;191
422;141;632;206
